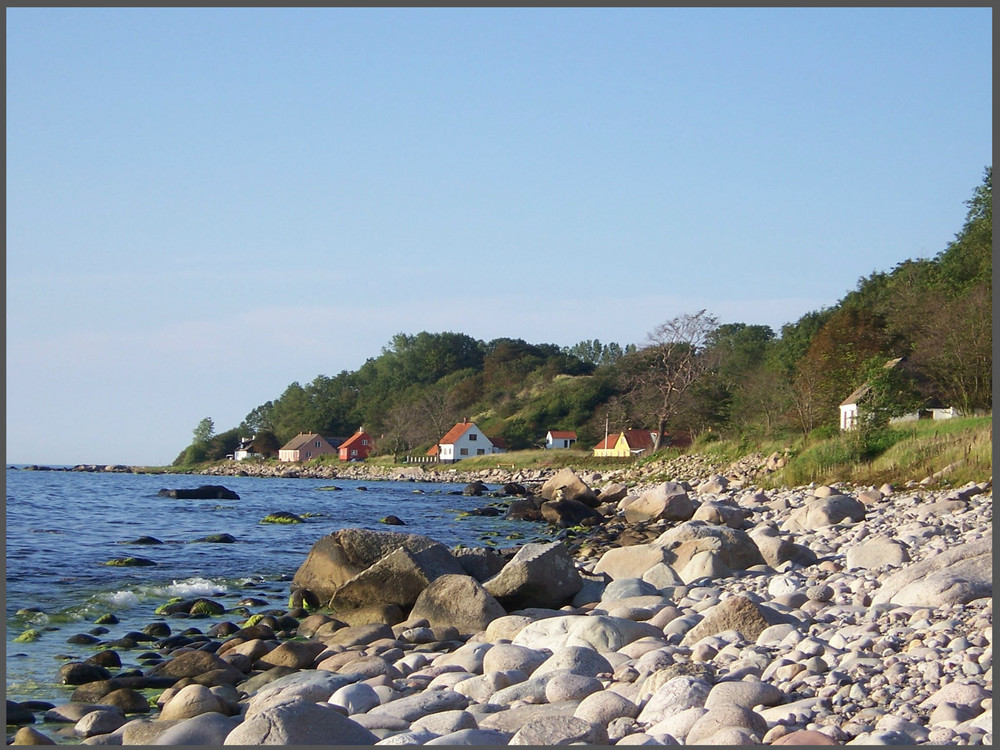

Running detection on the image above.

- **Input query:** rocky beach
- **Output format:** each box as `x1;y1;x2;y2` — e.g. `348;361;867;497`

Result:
6;457;992;746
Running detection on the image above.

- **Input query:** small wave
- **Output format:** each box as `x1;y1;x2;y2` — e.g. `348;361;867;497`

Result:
99;590;141;608
150;577;230;598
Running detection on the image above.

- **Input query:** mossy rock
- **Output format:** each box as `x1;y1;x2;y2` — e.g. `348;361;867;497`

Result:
315;486;341;491
104;557;157;567
14;629;41;643
154;597;185;615
94;614;120;625
188;599;225;616
242;613;266;628
259;512;303;524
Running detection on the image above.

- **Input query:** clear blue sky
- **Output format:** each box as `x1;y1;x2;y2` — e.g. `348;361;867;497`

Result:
6;7;992;466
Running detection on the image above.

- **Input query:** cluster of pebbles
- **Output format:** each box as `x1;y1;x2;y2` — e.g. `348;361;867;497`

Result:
6;472;992;746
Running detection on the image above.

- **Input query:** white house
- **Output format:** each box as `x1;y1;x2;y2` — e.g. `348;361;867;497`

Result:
431;420;504;463
839;357;961;430
233;436;260;461
545;430;578;449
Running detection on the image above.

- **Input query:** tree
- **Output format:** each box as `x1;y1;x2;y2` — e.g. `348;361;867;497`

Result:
628;310;720;450
192;417;215;445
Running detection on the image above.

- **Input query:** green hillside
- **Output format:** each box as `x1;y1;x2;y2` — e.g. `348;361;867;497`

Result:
176;168;991;469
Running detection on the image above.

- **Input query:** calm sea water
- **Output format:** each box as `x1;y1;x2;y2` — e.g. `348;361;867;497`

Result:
5;468;543;707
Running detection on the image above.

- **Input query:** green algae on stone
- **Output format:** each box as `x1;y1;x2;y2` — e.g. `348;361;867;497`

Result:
14;628;41;642
154;597;185;615
189;599;225;616
95;613;120;625
104;556;157;567
259;512;303;524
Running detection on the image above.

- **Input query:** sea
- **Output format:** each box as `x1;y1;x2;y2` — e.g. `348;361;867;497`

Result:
5;466;545;709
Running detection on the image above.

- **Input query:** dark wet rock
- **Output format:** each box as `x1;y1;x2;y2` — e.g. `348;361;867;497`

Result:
122;536;163;545
505;497;544;521
379;515;406;525
67;633;102;645
192;533;237;543
6;700;37;725
103;556;157;567
85;650;122;670
58;662;112;685
157;485;239;500
503;482;530;496
541;498;604;528
260;511;303;524
463;481;489;496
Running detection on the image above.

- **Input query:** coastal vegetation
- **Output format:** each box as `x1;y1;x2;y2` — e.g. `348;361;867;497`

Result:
174;168;991;479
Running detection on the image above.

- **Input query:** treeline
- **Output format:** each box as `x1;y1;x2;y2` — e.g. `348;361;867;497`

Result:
176;168;991;464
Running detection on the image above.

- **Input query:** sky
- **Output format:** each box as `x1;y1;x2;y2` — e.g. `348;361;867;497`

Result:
6;7;992;467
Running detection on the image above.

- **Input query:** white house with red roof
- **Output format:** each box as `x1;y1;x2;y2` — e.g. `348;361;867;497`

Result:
545;430;578;449
430;419;504;463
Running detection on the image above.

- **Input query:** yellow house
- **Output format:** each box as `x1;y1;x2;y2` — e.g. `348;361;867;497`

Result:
593;429;658;458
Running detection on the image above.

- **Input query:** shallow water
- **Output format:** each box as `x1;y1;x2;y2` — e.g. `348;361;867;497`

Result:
5;467;543;706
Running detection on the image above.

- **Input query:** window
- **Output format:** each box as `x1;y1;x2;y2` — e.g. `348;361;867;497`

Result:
468;433;477;441
362;439;368;445
460;448;469;456
351;449;357;456
477;449;485;455
315;441;321;448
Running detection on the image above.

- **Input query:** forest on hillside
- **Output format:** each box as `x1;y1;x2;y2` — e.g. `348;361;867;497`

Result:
177;168;992;465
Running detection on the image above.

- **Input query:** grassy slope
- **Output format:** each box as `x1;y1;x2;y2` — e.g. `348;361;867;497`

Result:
171;416;992;489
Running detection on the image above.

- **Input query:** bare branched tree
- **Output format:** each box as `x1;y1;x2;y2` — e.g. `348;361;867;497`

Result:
631;309;720;450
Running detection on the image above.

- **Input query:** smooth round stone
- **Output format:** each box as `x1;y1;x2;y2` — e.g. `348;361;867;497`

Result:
411;709;478;735
574;690;639;725
544;672;603;703
481;644;548;676
704;681;781;711
330;682;380;715
74;710;126;738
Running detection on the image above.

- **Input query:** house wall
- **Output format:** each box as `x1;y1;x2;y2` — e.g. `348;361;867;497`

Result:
278;449;299;462
546;435;576;449
840;404;859;431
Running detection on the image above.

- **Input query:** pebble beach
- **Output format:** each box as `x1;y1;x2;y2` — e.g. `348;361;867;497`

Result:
6;457;992;746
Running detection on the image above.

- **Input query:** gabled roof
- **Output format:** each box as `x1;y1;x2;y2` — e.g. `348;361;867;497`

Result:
438;421;478;446
280;433;331;451
840;358;905;407
594;433;621;450
620;429;657;452
339;430;371;450
547;430;578;439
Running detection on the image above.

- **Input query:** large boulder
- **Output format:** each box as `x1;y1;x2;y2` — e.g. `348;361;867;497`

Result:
329;544;465;612
747;526;818;568
291;528;454;604
224;696;377;745
870;537;992;607
540;498;604;528
505;497;544;521
484;542;583;611
624;482;695;524
593;543;671;581
655;522;766;582
680;595;774;645
538;468;600;508
783;494;865;531
409;574;507;633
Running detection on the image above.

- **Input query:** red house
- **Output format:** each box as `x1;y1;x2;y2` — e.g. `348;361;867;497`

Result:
339;427;375;462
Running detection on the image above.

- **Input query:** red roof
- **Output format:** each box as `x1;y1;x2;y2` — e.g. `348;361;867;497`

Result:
339;430;372;450
593;430;657;452
594;433;621;450
621;429;657;452
438;421;476;445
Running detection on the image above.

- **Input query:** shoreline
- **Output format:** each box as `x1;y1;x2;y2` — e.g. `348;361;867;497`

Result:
6;465;992;746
